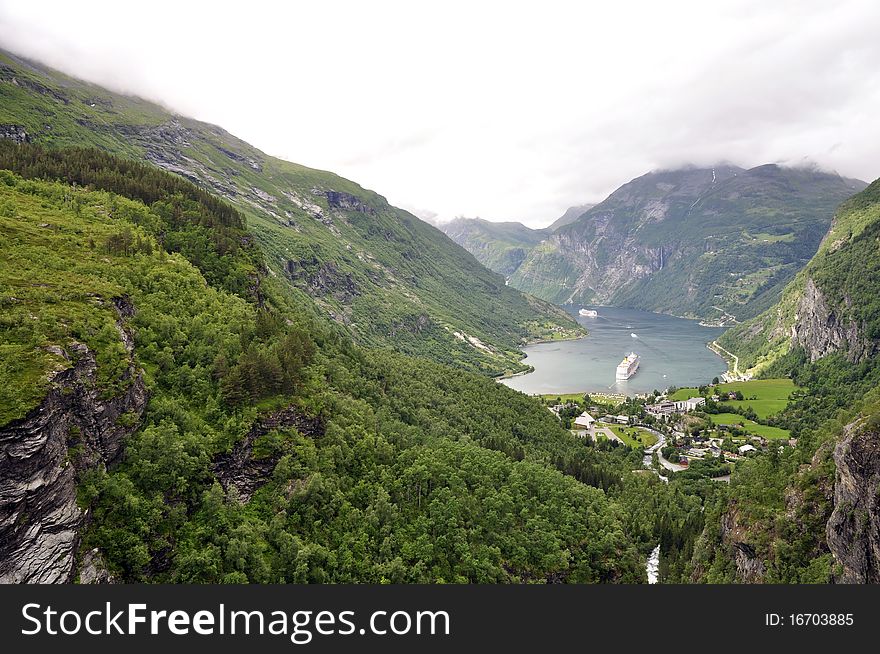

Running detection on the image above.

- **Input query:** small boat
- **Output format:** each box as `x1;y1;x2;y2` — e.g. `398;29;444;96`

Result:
631;333;638;338
579;308;598;317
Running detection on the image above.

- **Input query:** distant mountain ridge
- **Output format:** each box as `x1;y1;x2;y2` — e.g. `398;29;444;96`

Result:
548;204;596;231
508;164;866;321
439;204;596;278
441;217;550;277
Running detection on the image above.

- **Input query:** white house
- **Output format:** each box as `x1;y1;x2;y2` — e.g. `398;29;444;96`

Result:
684;397;706;412
614;415;629;425
573;412;595;430
738;444;757;455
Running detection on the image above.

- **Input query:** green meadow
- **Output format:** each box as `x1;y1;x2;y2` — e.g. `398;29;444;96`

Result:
670;378;799;419
709;413;790;440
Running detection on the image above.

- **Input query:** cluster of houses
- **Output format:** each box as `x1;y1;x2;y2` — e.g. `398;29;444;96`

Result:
571;412;631;430
677;437;757;463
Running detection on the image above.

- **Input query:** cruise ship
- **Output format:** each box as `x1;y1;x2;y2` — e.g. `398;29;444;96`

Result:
578;308;598;317
616;352;640;380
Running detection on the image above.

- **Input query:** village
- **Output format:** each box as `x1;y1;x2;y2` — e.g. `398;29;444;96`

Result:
543;378;799;479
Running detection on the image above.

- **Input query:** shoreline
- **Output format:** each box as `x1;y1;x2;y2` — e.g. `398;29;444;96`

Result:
495;331;589;381
524;331;588;346
495;365;535;381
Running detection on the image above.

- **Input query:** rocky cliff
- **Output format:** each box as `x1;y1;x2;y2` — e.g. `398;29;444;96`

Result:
0;307;146;583
792;278;871;363
827;417;880;583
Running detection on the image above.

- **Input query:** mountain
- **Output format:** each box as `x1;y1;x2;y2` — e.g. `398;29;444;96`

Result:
548;203;595;231
719;177;880;375
440;206;597;278
441;217;550;277
508;165;866;321
689;178;880;583
0;145;652;583
0;49;582;376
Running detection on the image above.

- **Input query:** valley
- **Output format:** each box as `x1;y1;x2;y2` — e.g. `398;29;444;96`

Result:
446;166;866;325
0;40;879;589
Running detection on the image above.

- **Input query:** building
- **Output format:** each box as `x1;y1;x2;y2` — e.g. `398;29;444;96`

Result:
614;415;629;425
738;444;757;455
645;401;677;418
645;396;706;418
573;412;595;430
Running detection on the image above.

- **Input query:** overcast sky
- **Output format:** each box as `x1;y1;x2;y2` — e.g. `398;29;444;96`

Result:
1;0;878;227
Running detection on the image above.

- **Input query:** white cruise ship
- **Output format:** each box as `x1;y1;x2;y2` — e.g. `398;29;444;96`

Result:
578;308;598;317
616;352;640;380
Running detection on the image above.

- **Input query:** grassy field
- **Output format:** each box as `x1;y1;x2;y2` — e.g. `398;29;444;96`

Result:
670;378;799;419
709;413;790;440
607;425;659;448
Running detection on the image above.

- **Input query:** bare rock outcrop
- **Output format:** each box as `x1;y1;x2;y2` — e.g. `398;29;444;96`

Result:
719;505;766;583
213;406;323;503
0;306;146;583
792;278;871;362
827;417;880;583
0;124;30;144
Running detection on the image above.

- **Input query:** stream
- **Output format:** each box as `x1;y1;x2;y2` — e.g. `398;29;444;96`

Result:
641;426;667;584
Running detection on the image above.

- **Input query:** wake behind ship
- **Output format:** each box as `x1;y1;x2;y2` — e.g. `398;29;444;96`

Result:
616;352;640;380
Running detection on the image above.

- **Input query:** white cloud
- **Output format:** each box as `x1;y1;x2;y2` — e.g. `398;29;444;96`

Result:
1;0;878;227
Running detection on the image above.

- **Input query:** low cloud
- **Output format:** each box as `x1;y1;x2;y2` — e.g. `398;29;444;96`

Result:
1;0;877;228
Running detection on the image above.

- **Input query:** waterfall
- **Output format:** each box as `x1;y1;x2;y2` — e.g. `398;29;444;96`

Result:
647;544;660;584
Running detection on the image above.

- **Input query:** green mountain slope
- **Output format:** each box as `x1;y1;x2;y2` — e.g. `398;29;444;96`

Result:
508;165;865;321
441;217;550;277
689;177;880;584
0;149;660;583
0;49;581;376
719;177;880;374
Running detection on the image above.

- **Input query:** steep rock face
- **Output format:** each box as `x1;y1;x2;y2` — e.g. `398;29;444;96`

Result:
0;314;146;583
324;190;376;216
550;226;666;304
719;505;766;583
792;279;869;362
213;405;323;503
827;418;880;583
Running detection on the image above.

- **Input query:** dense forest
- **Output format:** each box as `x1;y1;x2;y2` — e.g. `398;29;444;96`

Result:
1;146;703;583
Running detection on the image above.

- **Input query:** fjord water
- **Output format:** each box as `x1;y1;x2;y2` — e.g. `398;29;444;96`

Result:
502;307;727;395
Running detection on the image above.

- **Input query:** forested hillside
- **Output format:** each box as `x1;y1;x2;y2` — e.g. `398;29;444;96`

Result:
0;49;581;377
0;147;687;583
